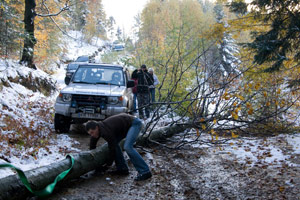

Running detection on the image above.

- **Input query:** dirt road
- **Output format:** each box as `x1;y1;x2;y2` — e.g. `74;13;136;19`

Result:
40;130;300;200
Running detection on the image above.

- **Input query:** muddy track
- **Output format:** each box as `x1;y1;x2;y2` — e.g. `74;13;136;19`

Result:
32;131;300;200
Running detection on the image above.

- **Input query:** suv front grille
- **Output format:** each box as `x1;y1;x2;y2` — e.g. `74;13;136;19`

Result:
72;94;107;107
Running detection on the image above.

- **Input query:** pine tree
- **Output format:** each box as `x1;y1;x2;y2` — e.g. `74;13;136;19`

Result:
214;3;240;76
229;0;300;72
0;0;23;59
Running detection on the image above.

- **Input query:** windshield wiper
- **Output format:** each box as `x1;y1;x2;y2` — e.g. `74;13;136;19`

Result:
109;83;122;86
95;81;109;85
72;81;91;84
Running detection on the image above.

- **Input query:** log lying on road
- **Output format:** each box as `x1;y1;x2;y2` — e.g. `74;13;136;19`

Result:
0;123;188;200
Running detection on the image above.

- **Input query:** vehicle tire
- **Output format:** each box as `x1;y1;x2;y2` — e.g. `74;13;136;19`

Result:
54;114;71;133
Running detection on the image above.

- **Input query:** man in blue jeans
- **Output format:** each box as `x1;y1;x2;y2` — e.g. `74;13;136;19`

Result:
85;113;152;181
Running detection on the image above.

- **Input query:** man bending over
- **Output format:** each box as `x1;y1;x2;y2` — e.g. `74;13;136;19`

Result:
85;113;152;181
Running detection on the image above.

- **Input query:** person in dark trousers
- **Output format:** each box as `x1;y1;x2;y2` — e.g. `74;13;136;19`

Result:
137;64;154;119
131;69;139;113
85;113;152;181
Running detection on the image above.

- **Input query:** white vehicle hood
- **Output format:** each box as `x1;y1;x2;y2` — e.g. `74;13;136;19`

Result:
61;83;126;96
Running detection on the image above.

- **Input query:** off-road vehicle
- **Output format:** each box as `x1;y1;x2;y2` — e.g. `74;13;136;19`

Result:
54;63;134;133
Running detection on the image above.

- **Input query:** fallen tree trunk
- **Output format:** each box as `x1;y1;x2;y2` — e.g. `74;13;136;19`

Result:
0;123;188;200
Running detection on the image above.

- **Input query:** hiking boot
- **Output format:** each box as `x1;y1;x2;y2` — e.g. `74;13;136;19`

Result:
134;171;152;181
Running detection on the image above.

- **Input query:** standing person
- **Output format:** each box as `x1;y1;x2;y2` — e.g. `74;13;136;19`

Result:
148;68;160;103
85;113;152;181
131;69;139;113
137;64;154;119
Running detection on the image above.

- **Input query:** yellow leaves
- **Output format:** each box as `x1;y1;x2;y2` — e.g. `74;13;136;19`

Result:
213;119;217;124
211;129;216;135
223;91;231;100
263;91;268;97
215;134;219;141
266;101;271;107
277;88;281;94
231;131;239;138
254;82;261;90
222;90;232;100
246;102;251;108
246;102;254;115
279;186;285;192
280;100;286;107
199;118;205;122
231;111;239;120
231;105;241;120
196;128;200;136
236;94;245;101
248;108;254;115
210;129;218;141
204;23;226;40
201;124;206;130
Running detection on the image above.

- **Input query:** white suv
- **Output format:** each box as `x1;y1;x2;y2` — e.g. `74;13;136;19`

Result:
54;63;134;133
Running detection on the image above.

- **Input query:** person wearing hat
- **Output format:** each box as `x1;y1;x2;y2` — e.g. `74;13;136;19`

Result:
137;64;154;119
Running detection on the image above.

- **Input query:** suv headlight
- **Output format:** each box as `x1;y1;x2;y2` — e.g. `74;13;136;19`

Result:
108;96;122;104
59;93;72;102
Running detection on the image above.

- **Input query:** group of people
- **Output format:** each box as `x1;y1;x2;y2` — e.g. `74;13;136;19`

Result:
83;64;159;182
131;64;159;119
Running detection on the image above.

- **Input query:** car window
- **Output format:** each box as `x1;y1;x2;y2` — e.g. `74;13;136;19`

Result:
72;66;125;85
67;63;79;70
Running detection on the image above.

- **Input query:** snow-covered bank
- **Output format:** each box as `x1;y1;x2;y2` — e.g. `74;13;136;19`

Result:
0;30;110;179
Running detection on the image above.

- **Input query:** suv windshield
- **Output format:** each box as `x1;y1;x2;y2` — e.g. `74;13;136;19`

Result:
67;63;79;70
72;65;125;86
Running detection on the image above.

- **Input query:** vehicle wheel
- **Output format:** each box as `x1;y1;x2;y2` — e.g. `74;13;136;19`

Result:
54;114;71;133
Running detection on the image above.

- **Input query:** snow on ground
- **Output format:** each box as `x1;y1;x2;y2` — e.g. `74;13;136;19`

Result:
61;31;107;62
0;60;81;179
0;31;106;178
224;133;300;167
186;131;300;167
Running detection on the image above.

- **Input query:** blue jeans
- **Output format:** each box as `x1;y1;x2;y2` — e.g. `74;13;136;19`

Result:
133;93;137;112
149;88;155;103
115;118;150;175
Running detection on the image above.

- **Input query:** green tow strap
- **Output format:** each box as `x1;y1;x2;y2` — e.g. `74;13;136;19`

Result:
0;155;74;197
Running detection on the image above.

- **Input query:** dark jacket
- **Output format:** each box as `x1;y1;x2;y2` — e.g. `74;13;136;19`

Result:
89;113;135;165
137;70;154;93
131;69;139;94
132;78;138;94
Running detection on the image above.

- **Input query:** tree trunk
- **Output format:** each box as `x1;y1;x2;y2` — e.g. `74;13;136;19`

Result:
0;124;188;200
20;0;37;69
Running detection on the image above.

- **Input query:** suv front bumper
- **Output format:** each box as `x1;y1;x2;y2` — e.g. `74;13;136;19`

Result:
55;102;129;119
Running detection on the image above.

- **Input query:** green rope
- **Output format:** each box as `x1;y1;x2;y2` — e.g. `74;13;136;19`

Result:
0;155;74;197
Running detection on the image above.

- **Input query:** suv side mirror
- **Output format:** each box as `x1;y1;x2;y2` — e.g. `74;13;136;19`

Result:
127;80;134;88
65;76;71;85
